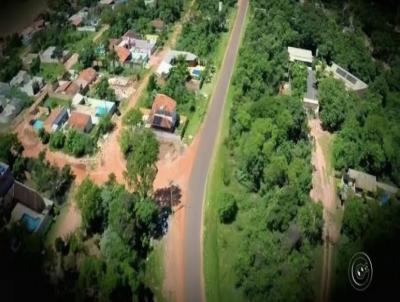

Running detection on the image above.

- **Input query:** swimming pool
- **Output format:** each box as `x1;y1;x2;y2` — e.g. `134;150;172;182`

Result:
33;119;44;131
21;213;41;233
192;69;202;77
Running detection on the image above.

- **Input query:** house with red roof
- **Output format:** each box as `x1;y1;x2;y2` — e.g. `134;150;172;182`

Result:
68;111;93;133
75;67;97;92
116;46;131;64
148;94;177;132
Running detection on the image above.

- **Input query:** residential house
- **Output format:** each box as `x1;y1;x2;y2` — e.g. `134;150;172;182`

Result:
347;169;377;196
156;50;198;76
55;80;80;98
148;94;177;132
151;19;165;32
75;67;97;93
44;107;69;133
0;162;53;234
0;82;23;124
122;30;142;45
68;111;93;132
288;46;313;64
9;70;44;96
120;30;156;59
40;46;71;64
72;93;116;124
69;8;89;27
0;98;23;124
327;62;368;92
116;46;131;64
343;169;399;201
131;52;148;66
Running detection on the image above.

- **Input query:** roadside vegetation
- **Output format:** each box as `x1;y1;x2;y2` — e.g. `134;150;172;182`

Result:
205;2;324;301
205;0;400;301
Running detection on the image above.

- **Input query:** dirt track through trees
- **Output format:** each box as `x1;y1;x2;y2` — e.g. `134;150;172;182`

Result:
309;118;341;302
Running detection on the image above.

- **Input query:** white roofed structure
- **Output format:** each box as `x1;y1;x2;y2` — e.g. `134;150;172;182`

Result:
327;62;368;92
288;47;313;63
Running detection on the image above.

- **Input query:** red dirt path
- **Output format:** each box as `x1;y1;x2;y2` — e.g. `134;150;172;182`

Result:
309;118;340;302
153;136;199;302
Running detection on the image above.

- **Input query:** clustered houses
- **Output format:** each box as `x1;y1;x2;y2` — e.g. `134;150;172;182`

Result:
0;162;54;235
54;67;97;98
30;66;116;135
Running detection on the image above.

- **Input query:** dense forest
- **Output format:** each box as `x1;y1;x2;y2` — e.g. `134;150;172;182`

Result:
176;0;236;60
209;1;324;300
208;0;400;301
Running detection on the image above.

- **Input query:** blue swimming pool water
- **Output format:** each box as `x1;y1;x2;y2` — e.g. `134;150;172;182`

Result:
193;69;201;77
21;213;41;232
33;120;44;131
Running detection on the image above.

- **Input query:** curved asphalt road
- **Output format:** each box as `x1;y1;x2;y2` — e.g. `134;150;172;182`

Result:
184;1;249;301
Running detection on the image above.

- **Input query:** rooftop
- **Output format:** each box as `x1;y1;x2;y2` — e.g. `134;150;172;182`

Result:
327;62;368;91
75;67;97;89
68;111;92;131
56;81;80;96
348;169;377;193
165;50;197;64
288;46;313;63
152;94;177;115
116;46;131;63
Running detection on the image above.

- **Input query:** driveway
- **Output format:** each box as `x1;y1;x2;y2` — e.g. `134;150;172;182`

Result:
184;1;249;301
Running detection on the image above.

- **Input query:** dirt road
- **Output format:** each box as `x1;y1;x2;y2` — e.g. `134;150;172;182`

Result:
309;119;341;302
183;1;249;301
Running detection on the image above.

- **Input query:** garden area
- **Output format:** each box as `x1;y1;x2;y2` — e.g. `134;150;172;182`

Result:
40;62;66;82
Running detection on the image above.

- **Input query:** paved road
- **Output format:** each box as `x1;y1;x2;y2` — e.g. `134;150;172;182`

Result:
184;1;249;301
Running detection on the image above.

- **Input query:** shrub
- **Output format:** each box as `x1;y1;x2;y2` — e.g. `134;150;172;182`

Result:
64;129;94;157
122;108;143;126
97;115;114;135
49;131;66;149
218;193;238;224
38;128;50;144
